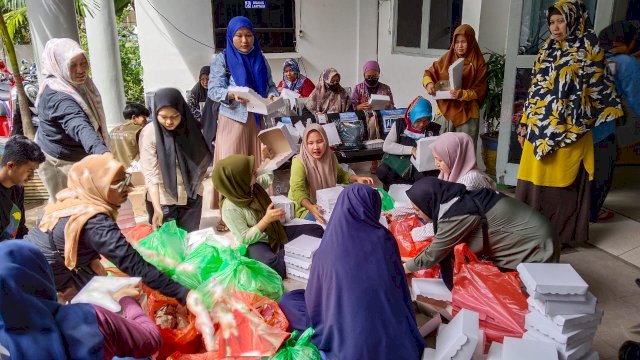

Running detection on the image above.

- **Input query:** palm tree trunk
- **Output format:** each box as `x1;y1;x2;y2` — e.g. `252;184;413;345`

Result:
0;13;35;139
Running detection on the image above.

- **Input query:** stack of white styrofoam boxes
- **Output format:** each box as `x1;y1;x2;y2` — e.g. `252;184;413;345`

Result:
316;186;343;223
486;337;559;360
283;235;322;283
422;309;485;360
270;195;295;224
517;263;603;360
116;199;136;232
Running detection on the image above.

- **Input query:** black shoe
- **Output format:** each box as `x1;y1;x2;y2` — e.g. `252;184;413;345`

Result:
619;341;640;360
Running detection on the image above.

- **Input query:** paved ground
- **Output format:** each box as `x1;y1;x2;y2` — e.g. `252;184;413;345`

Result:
24;162;640;359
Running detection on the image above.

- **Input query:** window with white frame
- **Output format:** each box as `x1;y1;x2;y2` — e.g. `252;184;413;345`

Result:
212;0;296;53
394;0;464;55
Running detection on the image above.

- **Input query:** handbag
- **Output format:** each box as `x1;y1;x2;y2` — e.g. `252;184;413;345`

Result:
381;152;413;178
48;230;97;290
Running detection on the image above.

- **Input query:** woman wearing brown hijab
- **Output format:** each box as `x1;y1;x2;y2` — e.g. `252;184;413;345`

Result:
423;24;488;146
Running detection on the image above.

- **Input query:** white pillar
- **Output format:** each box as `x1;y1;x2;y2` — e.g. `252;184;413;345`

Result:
84;0;126;129
26;0;79;73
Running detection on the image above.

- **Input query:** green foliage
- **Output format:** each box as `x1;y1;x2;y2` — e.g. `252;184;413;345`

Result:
3;7;29;44
482;51;505;136
117;10;143;103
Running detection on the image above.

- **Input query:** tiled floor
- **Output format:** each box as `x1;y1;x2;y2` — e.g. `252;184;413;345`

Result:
24;162;640;359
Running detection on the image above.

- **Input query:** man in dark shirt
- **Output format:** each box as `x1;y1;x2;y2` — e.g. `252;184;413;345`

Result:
0;135;45;240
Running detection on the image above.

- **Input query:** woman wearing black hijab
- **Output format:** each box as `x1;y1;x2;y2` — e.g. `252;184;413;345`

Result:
188;66;210;122
139;88;212;231
404;177;558;289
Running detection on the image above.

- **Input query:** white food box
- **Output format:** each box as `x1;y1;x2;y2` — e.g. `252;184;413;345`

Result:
581;350;599;360
388;184;412;208
523;328;595;360
294;121;306;141
185;227;215;252
411;223;435;242
71;276;142;312
502;336;559;360
322;123;342;146
411;278;452;302
525;305;603;336
433;58;465;100
411;136;439;172
364;139;385;149
434;309;479;360
258;125;298;172
284;255;312;273
228;86;286;115
472;329;485;360
486;342;503;360
284;234;322;262
517;263;589;298
316;186;344;222
270;195;295;223
422;348;436;360
280;88;300;111
528;292;598;316
286;266;310;282
368;94;391;110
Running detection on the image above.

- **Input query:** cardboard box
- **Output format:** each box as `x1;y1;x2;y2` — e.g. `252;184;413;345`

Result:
411;136;439;172
434;309;479;360
284;234;322;262
71;276;142;312
502;337;559;360
228;86;286;116
523;327;594;360
316;186;344;221
368;94;392;110
517;263;589;298
525;315;598;346
433;58;465;100
270;195;295;223
412;278;452;302
528;292;598;316
525;305;603;336
258;125;298;172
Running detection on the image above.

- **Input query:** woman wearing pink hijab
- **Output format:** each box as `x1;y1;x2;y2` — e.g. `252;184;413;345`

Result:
430;132;495;190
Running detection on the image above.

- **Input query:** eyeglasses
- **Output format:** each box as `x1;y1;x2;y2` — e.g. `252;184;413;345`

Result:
110;172;132;192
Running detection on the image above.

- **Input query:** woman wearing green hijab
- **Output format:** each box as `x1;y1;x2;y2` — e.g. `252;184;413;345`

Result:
212;155;324;277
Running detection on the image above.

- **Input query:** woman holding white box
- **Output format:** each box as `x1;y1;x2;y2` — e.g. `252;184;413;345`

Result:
288;124;373;224
212;155;323;278
377;96;440;191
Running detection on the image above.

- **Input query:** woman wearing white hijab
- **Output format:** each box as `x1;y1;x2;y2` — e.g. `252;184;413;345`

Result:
35;38;111;202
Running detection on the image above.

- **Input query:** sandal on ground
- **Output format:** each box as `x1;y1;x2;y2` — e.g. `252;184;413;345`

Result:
216;220;229;233
597;209;614;221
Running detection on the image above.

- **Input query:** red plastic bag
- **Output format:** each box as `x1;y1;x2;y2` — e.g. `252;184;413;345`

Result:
125;224;153;244
412;264;440;279
451;244;527;344
389;215;429;258
145;287;201;359
231;290;290;332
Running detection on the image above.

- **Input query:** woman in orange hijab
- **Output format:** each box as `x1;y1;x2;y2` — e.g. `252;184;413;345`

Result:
423;24;488;147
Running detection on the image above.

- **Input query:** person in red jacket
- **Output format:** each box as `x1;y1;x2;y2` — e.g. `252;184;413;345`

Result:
276;58;315;97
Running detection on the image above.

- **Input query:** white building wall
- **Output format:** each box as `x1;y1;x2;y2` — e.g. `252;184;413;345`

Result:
135;0;508;107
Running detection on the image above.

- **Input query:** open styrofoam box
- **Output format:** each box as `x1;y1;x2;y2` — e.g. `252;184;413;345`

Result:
228;86;286;115
258;125;299;172
525;304;603;336
412;278;452;302
411;136;439;172
284;234;322;261
434;309;479;360
523;328;595;360
433;58;465;100
72;276;142;312
502;337;559;360
388;184;412;208
528;292;598;316
270;195;295;223
316;186;344;222
517;263;589;297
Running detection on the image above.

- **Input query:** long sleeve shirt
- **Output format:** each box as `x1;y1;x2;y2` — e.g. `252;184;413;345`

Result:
36;86;110;162
94;296;161;360
0;184;27;241
207;52;279;123
422;74;481;120
382;123;415;156
288;156;351;218
25;214;190;303
138;123;203;206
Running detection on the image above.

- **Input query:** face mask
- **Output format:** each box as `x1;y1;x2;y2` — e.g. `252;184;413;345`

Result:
365;78;379;87
328;83;341;92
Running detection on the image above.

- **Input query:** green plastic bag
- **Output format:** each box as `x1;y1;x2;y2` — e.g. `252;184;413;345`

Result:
272;328;321;360
376;188;395;211
135;221;187;276
209;246;284;301
172;242;222;289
